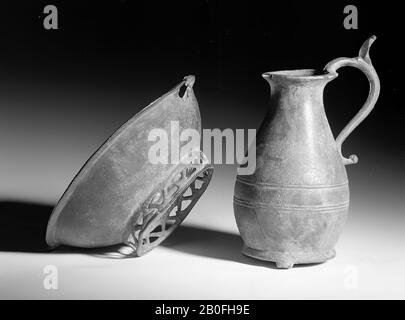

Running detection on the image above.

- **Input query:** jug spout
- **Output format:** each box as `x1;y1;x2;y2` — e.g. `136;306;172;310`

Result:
261;69;335;115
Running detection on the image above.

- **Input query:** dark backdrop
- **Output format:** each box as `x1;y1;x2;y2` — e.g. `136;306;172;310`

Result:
0;1;402;204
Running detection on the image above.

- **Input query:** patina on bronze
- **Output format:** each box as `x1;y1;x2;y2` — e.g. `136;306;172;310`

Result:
46;75;213;256
233;36;380;268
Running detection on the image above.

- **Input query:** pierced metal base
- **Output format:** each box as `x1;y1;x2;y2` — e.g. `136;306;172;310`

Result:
124;156;213;256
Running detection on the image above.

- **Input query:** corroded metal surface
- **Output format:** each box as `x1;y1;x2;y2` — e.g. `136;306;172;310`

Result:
234;36;380;268
46;76;213;255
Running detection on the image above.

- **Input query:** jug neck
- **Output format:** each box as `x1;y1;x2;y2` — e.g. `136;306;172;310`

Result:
262;69;337;112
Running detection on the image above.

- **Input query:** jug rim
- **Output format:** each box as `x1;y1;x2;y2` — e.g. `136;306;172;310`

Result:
262;69;336;82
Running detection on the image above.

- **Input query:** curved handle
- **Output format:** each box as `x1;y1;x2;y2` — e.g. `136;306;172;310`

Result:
324;36;380;165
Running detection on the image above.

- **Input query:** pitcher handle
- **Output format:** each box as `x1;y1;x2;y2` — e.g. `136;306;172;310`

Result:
324;35;380;165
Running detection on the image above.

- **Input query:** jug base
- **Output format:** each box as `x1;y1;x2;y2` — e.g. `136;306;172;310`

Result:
242;245;336;269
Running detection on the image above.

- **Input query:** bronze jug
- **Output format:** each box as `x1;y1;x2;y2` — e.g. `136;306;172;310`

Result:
233;36;380;268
